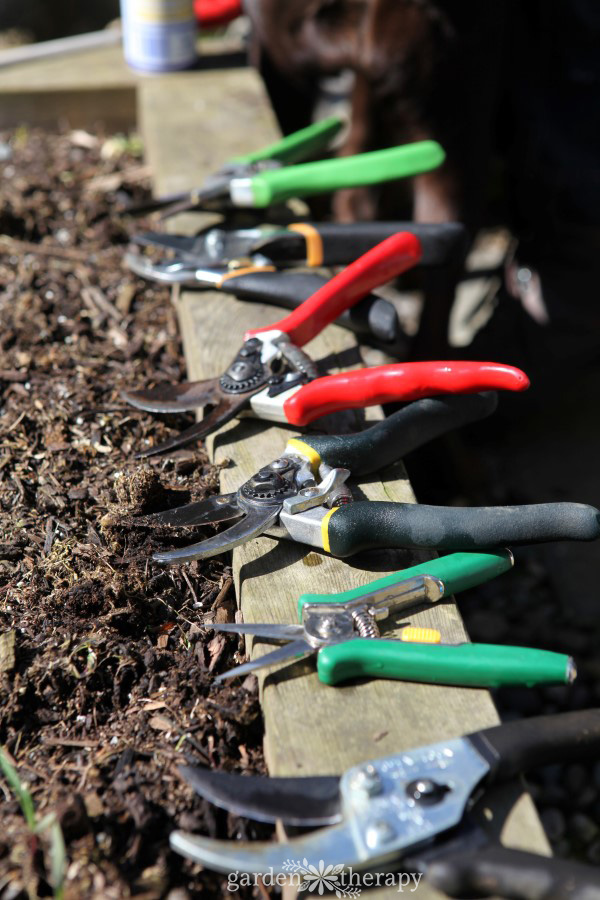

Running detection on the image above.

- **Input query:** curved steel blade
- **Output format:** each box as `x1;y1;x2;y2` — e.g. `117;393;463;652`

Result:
153;504;280;563
178;766;341;827
203;622;305;640
121;377;220;413
125;253;199;285
214;638;313;683
133;232;209;255
143;494;241;527
135;399;245;459
215;638;313;683
170;822;367;875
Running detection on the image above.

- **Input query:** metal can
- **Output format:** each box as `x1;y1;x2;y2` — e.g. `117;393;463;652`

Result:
120;0;198;73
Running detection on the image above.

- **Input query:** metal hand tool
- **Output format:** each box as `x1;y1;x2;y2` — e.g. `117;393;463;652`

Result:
169;710;600;900
126;118;444;216
125;115;345;216
201;550;574;688
122;232;529;457
137;392;600;564
128;220;467;271
125;222;466;349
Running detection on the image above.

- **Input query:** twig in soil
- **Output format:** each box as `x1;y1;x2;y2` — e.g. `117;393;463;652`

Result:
84;164;152;194
0;409;27;434
41;738;99;749
80;285;123;324
181;567;199;607
0;234;93;264
211;576;233;611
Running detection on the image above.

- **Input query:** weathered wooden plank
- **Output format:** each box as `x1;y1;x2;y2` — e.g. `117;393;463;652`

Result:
139;63;551;895
0;38;245;132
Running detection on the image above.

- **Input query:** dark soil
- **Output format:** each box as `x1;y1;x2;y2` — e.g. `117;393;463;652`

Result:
0;129;268;899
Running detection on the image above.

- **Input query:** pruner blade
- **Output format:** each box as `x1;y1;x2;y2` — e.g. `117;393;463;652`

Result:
125;253;199;285
170;821;365;875
121;376;221;414
142;493;241;527
178;766;342;827
214;638;314;683
135;398;244;459
153;504;280;563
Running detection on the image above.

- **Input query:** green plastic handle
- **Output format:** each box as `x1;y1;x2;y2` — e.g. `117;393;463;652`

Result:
245;140;446;207
297;550;513;618
316;640;574;687
233;116;344;167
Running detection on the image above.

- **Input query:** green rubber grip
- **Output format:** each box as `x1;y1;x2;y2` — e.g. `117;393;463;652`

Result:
316;639;573;687
301;393;497;476
297;550;513;617
234;116;343;167
326;502;600;556
247;141;445;207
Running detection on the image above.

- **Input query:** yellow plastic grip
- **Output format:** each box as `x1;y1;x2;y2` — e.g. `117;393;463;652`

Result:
285;438;322;474
321;508;337;554
401;626;442;644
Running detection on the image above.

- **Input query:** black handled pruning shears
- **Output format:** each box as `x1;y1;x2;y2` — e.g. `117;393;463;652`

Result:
170;710;600;900
135;392;600;564
127;220;467;273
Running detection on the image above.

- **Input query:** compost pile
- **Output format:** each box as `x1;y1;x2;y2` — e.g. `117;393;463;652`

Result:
0;130;268;899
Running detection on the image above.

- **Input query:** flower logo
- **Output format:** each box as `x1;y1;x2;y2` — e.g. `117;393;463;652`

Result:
282;859;360;897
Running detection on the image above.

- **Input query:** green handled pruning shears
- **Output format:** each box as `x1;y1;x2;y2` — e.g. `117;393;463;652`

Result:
126;115;445;216
203;550;575;688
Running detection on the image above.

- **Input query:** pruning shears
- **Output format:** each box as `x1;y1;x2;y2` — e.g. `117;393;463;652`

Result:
122;232;529;457
125;115;445;216
169;710;600;900
136;392;600;564
128;220;466;273
125;221;466;349
200;550;575;688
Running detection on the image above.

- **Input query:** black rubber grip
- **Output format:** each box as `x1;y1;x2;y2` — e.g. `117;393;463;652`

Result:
223;271;400;343
326;501;600;556
303;393;498;475
467;709;600;783
428;844;600;900
314;222;468;267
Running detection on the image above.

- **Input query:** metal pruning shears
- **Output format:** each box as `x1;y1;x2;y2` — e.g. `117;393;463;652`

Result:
124;115;445;217
169;710;600;900
136;392;600;564
200;550;575;688
125;221;466;349
126;219;466;277
122;232;529;457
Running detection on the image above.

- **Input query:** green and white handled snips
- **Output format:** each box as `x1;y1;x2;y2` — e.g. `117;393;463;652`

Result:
127;114;445;215
203;550;575;689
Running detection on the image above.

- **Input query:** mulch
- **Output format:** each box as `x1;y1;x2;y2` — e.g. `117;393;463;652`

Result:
0;129;269;899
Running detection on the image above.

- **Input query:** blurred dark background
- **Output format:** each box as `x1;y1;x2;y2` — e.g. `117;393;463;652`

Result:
0;0;119;42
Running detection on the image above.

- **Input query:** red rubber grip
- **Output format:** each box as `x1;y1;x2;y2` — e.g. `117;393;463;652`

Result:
282;361;530;425
245;232;422;347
